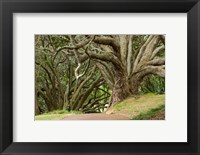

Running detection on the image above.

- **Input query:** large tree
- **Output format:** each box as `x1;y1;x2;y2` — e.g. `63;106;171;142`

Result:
60;35;165;104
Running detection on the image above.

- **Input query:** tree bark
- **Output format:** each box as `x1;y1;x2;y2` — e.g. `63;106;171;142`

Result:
35;90;40;115
110;72;141;104
111;70;131;104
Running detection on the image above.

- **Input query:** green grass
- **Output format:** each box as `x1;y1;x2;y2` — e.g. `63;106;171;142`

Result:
132;104;165;120
42;110;82;115
35;110;82;120
110;93;165;119
35;114;67;120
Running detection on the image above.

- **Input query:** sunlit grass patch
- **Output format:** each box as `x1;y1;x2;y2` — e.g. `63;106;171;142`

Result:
42;110;82;115
35;110;82;120
35;114;66;120
111;93;165;119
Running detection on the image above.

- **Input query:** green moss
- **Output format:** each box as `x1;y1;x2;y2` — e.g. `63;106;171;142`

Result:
115;101;128;111
132;104;165;120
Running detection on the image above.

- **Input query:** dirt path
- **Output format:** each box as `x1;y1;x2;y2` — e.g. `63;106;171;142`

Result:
62;113;129;120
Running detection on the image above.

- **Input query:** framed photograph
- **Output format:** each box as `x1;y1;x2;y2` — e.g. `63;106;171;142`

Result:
0;0;200;154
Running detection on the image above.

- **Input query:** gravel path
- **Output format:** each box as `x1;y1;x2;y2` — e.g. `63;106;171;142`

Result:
62;113;129;120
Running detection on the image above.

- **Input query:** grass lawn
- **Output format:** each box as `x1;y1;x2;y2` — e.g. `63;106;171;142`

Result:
132;104;165;120
110;93;165;120
35;114;67;120
35;110;82;120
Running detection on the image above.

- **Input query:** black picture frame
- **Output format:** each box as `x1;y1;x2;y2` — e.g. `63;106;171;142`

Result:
0;0;200;154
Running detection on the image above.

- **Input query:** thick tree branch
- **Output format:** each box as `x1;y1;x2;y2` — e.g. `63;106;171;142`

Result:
96;62;114;88
139;35;160;63
57;38;91;52
127;35;134;76
94;36;120;53
150;45;165;59
146;58;165;66
134;65;165;79
79;50;123;70
71;36;94;80
133;35;154;71
119;35;128;67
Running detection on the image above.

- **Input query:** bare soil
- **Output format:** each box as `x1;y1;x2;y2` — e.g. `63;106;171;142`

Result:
62;113;129;120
